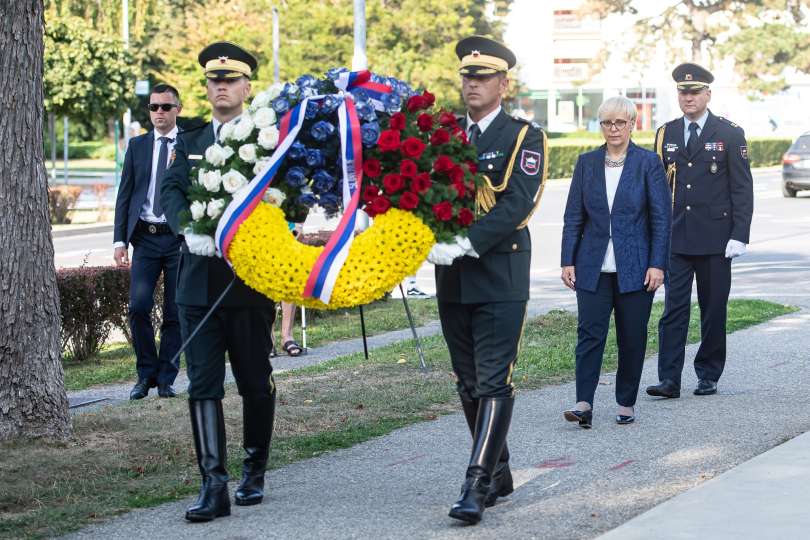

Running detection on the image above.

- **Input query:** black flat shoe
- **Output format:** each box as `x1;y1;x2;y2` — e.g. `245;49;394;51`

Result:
563;409;592;429
694;379;717;396
646;379;681;399
616;415;635;425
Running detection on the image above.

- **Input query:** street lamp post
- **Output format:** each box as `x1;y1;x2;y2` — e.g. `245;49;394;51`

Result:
122;0;131;151
273;7;280;83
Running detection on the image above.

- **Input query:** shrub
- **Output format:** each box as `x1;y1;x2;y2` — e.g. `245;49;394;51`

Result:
43;141;116;160
48;185;83;224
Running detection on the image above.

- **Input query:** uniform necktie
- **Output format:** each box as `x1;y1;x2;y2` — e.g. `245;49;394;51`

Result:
152;136;172;217
468;123;481;146
216;123;223;142
686;122;700;155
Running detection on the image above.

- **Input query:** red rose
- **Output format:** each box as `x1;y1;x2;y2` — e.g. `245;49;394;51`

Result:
363;184;379;203
448;165;465;184
452;126;468;143
370;195;391;216
433;154;455;173
363;158;382;178
411;172;432;194
416;113;434;132
400;137;426;159
451;180;466;198
438;111;458;127
398;191;420;210
383;173;405;194
389;112;407;131
400;159;418;178
421;90;436;107
466;160;478;174
430;128;451;146
378;129;401;152
432;201;454;222
457;208;474;227
406;95;426;113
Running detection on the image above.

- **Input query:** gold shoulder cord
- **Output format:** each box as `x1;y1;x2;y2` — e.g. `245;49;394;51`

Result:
516;129;549;229
655;125;676;209
476;124;530;215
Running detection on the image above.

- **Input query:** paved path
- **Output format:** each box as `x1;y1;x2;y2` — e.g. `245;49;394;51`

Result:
64;306;810;540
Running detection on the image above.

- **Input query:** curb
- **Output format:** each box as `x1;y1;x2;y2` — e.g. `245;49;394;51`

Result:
52;224;114;239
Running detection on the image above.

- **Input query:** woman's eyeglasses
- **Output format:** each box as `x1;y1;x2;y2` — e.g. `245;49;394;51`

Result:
600;119;628;130
148;103;178;112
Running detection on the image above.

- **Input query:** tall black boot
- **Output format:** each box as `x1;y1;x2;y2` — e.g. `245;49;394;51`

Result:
449;397;514;524
234;391;276;506
185;400;231;522
459;395;513;507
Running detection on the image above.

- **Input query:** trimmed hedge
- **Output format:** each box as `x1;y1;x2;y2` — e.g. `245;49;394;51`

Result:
43;141;116;160
546;137;791;179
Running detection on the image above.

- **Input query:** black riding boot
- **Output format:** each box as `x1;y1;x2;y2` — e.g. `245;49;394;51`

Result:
449;397;514;524
234;391;276;506
185;400;231;522
459;395;514;507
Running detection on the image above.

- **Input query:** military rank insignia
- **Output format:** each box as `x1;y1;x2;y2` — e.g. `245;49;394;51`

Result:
705;142;725;151
740;145;749;159
478;150;504;160
520;149;541;175
665;143;679;152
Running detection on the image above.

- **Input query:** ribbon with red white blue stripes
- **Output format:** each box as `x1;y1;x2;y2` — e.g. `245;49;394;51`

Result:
335;70;393;111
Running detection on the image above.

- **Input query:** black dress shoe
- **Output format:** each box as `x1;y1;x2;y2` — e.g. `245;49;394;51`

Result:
129;380;150;400
563;409;593;429
694;379;718;395
158;384;177;398
616;415;635;425
646;379;681;399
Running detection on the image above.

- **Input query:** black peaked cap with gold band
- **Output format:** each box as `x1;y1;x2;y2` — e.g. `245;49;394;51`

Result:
456;35;516;76
198;41;258;80
672;62;714;90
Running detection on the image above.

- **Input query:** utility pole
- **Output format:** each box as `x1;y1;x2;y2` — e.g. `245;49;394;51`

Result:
273;7;280;83
122;0;131;151
352;0;367;71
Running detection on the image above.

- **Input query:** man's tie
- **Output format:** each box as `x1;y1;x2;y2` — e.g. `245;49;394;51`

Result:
216;123;223;142
468;123;481;146
152;136;172;217
686;122;700;156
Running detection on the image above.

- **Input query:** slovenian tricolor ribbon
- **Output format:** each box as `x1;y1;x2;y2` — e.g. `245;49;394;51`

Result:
334;70;393;112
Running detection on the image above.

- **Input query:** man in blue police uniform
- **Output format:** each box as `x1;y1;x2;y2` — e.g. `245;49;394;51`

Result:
646;63;753;399
161;42;277;522
431;35;547;525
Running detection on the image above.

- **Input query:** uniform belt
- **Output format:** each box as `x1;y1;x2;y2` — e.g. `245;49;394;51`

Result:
137;219;173;235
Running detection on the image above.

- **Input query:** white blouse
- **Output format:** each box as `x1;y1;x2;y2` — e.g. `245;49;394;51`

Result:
601;165;623;273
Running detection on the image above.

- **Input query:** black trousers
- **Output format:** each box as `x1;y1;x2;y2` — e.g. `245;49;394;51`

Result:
179;304;276;400
574;273;654;407
129;229;182;386
658;253;731;386
438;301;527;399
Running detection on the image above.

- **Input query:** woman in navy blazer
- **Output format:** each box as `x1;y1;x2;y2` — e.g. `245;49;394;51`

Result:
560;96;671;428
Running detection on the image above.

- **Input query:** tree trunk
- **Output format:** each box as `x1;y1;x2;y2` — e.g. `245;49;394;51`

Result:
0;0;71;441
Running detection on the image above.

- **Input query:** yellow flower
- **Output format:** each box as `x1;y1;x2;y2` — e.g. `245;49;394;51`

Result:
228;204;435;309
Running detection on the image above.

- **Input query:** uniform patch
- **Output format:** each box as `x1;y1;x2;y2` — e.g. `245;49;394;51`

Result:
520;150;541;175
665;143;679;152
188;154;203;160
705;142;725;151
740;145;749;159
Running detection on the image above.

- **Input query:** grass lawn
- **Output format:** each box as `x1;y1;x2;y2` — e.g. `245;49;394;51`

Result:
1;299;795;539
61;298;439;391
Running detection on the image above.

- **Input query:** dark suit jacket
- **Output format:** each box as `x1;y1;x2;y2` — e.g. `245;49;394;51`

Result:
161;122;273;308
435;109;547;304
114;132;154;244
655;110;754;255
561;142;671;294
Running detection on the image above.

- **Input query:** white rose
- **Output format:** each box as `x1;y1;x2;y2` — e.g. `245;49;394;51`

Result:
218;121;236;142
251;91;271;111
207;198;226;219
190;200;206;221
253;107;277;129
262;187;286;207
267;82;284;100
232;115;255;141
238;143;257;163
257;126;280;150
201;170;222;192
204;143;227;166
221;169;248;194
221;145;235;160
253;158;271;176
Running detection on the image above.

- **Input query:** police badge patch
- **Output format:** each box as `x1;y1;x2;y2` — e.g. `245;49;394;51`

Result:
740;145;749;160
520;149;541;175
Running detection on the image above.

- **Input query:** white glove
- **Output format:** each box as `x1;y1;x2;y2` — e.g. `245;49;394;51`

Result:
455;235;479;259
427;241;466;266
725;239;746;259
184;233;216;257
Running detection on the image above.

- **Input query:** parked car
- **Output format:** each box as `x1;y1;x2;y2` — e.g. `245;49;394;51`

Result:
782;132;810;197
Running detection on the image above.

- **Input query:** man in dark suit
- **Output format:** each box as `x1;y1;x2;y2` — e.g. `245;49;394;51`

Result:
113;83;183;400
161;42;276;522
647;63;754;399
431;36;547;525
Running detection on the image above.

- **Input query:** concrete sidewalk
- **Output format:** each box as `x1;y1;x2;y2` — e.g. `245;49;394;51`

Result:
63;305;810;540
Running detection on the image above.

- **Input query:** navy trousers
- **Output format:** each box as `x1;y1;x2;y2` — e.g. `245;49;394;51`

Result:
574;273;654;407
129;229;182;386
657;253;732;386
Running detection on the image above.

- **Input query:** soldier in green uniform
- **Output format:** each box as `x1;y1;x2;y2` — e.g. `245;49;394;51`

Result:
161;42;277;522
431;35;547;525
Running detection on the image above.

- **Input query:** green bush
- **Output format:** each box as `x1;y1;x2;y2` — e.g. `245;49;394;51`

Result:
43;140;116;160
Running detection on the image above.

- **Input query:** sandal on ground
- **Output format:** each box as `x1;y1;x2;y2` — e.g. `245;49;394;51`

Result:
283;340;303;357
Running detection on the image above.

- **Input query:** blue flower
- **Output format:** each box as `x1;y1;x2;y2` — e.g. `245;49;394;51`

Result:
361;122;380;148
326;67;349;81
321;95;342;115
304;100;319;120
370;73;385;84
350;88;370;105
312;169;336;193
305;148;325;168
296;74;317;89
282;82;300;99
288;141;307;161
381;93;402;114
272;96;290;115
395;80;415;99
356;101;377;123
318;192;341;214
297;192;318;207
285;166;309;188
311;120;335;142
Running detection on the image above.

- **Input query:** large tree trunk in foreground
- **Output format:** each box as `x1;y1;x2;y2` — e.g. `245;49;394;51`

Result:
0;0;70;441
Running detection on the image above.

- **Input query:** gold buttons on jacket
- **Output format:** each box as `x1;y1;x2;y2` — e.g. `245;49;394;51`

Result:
688;162;693;167
488;164;494;170
511;243;518;250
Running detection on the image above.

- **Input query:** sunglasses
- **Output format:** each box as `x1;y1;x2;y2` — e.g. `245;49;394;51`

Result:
600;119;628;130
148;103;178;112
